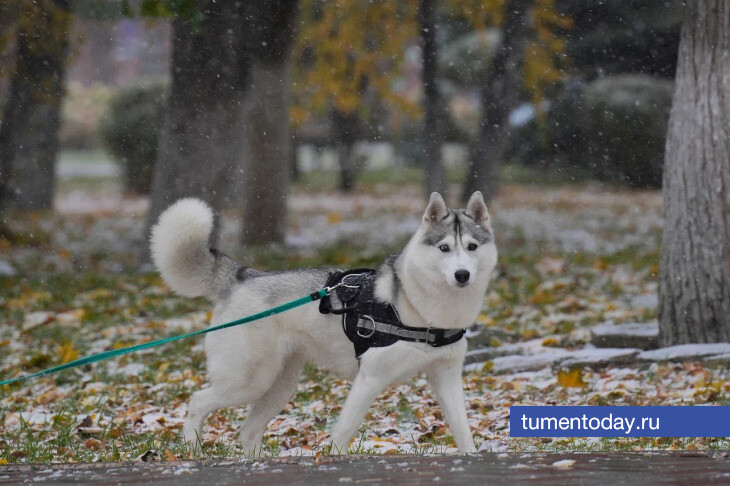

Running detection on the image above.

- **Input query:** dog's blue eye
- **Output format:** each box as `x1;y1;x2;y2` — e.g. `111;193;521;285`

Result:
467;243;478;251
439;245;450;253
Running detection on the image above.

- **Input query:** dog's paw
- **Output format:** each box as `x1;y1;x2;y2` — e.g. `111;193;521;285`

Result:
238;427;265;456
239;443;263;457
182;424;202;448
323;441;350;455
239;439;264;457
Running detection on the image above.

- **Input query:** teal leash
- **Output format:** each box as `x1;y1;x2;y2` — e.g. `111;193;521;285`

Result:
0;288;330;388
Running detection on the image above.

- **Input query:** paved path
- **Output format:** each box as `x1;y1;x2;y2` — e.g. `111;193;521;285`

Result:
2;452;730;485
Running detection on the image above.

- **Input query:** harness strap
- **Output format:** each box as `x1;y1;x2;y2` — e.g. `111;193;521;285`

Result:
320;267;466;358
356;318;465;344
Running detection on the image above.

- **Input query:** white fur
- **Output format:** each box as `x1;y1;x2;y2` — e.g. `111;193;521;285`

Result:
150;198;216;298
151;194;497;455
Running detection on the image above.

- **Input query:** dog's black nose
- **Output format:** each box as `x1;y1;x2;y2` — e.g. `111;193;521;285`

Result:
455;270;470;284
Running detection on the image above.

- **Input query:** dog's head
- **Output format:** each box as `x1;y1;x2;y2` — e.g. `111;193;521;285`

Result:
407;191;497;289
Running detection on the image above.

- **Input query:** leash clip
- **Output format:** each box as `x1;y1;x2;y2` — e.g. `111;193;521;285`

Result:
325;272;366;295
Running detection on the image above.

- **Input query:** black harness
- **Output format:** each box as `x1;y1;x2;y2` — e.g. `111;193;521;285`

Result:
319;268;466;358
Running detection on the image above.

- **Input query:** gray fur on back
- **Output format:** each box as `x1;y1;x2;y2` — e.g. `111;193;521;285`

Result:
224;265;335;305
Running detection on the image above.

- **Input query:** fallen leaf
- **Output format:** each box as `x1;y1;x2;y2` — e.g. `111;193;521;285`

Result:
557;368;587;388
326;212;343;224
22;311;55;331
542;337;560;347
57;341;80;364
84;438;102;450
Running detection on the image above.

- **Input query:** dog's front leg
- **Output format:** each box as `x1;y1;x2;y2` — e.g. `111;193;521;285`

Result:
329;370;388;453
427;363;477;453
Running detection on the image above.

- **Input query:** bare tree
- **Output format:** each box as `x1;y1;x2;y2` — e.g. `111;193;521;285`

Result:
331;110;360;192
659;0;730;345
145;0;298;250
145;1;250;246
420;0;446;196
240;0;299;246
0;0;71;211
462;0;531;202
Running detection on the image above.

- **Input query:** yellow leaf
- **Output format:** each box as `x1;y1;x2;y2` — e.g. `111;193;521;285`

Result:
0;459;6;464
542;337;560;347
326;212;343;224
530;289;555;305
557;367;587;388
83;288;112;300
477;313;496;327
58;341;80;364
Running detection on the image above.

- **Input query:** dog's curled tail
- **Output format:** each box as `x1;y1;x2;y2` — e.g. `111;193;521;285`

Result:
150;198;239;299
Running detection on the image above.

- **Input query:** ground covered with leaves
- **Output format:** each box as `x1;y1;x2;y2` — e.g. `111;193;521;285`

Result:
1;172;729;464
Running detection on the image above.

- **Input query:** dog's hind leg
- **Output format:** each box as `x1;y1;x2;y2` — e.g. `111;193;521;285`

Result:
183;386;248;447
426;363;476;453
183;352;284;448
238;354;305;455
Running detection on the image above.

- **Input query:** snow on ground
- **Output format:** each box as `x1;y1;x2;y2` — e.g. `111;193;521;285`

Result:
2;180;727;464
2;182;662;275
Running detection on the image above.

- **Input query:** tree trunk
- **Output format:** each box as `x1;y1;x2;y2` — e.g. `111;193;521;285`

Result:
420;0;446;196
291;135;301;182
659;0;730;346
462;0;531;202
145;2;251;248
331;110;360;192
240;61;293;245
239;0;298;246
0;0;71;211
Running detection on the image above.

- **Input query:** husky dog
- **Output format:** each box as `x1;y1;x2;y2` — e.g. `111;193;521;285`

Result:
151;191;497;453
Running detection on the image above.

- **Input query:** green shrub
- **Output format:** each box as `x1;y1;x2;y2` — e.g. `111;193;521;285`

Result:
100;82;167;194
564;75;673;188
506;75;673;188
559;0;683;78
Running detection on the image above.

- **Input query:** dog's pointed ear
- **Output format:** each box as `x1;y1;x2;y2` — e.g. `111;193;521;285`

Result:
423;192;448;224
466;191;490;226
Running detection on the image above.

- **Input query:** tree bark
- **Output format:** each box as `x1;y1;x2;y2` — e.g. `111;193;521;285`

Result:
0;0;71;211
331;110;360;192
420;0;446;196
659;0;730;346
240;61;293;245
239;0;298;246
145;1;251;248
462;0;531;202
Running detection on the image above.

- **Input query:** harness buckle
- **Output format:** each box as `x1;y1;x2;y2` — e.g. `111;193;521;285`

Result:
426;328;437;344
356;315;376;338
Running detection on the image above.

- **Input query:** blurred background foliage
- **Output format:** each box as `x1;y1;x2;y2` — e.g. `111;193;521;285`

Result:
0;0;682;204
